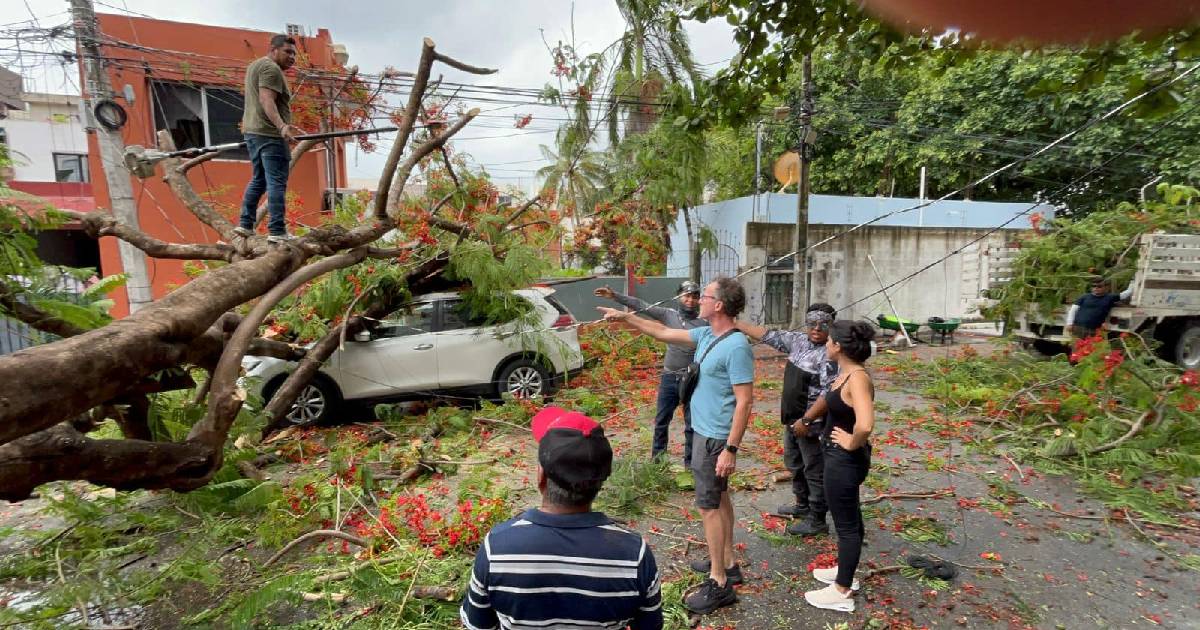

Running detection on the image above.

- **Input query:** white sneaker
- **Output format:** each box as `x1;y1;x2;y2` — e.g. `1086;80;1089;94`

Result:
812;566;860;590
232;227;253;238
267;233;294;244
804;583;855;612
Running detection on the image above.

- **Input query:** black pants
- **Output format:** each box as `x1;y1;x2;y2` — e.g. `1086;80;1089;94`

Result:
783;422;826;515
823;441;871;588
653;372;693;466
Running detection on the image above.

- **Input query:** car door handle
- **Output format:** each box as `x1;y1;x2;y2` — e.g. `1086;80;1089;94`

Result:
413;343;434;350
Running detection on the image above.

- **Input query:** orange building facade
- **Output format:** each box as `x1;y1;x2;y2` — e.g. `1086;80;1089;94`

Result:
84;14;350;316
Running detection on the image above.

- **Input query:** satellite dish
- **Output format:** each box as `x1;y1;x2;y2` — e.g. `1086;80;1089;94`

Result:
773;151;800;188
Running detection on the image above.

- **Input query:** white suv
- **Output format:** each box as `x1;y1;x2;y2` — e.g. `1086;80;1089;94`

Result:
242;288;585;425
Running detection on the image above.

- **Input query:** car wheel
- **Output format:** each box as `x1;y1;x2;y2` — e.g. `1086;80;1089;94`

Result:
497;359;552;400
274;375;341;426
1174;321;1200;370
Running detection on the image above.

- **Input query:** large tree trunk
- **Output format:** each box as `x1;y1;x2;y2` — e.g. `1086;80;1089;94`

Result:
682;205;700;283
0;248;301;446
0;38;499;501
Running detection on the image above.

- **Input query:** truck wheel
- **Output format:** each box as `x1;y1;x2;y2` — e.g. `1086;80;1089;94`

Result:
1174;321;1200;370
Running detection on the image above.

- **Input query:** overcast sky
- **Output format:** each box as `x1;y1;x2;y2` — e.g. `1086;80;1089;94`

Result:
6;0;738;195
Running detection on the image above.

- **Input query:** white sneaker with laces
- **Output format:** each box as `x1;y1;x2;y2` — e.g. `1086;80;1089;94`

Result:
267;233;294;244
804;583;855;612
812;566;860;590
232;227;253;238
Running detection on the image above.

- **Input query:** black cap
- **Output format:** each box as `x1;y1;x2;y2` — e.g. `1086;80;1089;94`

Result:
532;406;613;491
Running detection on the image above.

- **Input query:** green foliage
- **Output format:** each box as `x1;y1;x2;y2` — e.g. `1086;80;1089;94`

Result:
0;183;119;333
595;456;676;517
700;36;1200;211
691;1;1200;132
900;565;952;590
987;186;1200;322
920;337;1200;521
896;514;951;546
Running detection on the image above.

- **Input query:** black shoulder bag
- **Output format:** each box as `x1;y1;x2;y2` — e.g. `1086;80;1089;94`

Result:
679;330;739;407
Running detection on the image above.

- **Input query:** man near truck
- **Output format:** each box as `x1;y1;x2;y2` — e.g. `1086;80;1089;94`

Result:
1066;278;1134;338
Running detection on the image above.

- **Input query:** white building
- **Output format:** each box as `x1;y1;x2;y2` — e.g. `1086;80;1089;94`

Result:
668;193;1057;325
1;91;90;184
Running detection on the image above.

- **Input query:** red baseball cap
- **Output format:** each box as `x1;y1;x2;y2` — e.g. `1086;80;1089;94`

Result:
532;406;613;490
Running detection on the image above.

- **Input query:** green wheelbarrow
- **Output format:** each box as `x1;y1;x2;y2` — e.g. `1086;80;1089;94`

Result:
877;314;921;336
927;317;961;344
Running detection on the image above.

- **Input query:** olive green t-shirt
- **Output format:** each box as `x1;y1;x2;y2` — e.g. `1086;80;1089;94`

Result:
242;57;291;137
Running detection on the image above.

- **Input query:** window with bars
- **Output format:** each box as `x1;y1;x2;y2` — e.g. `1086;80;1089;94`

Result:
151;81;248;160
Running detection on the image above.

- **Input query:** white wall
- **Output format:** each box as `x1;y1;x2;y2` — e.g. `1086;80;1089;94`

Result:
741;225;1013;325
2;95;88;182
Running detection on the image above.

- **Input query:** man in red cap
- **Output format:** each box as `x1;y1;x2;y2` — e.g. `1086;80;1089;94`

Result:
461;406;662;630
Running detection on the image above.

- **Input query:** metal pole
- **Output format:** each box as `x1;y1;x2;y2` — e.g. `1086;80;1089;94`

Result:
754;121;762;222
919;166;926;227
789;53;813;328
867;254;913;347
70;0;154;313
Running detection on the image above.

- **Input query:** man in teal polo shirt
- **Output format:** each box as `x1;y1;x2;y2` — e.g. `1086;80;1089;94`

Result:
599;276;754;616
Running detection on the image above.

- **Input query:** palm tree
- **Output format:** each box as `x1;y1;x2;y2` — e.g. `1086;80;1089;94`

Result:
608;0;702;143
537;126;608;224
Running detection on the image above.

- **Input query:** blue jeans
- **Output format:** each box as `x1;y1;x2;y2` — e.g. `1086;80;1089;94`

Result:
653;372;693;466
239;134;290;236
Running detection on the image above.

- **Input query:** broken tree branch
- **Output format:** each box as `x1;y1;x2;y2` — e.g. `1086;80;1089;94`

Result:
157;130;237;238
376;38;438;220
193;248;368;449
386;109;481;221
64;210;235;262
263;529;370;568
862;489;955;505
0;423;213;501
431;51;497;75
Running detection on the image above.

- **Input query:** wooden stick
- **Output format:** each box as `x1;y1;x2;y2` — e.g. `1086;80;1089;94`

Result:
474;416;528;432
861;489;953;505
999;451;1025;482
262;530;369;568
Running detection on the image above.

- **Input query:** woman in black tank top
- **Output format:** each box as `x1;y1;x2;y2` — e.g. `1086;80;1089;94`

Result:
803;320;876;614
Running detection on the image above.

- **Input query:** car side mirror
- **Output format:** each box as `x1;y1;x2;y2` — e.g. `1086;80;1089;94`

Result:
354;330;372;342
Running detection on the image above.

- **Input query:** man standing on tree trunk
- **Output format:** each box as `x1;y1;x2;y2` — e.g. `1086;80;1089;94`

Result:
594;281;707;468
235;34;305;244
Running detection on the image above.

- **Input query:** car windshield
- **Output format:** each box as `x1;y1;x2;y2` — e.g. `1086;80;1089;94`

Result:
374;302;435;337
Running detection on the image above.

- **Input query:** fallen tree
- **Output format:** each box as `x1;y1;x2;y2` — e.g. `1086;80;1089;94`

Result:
0;38;544;501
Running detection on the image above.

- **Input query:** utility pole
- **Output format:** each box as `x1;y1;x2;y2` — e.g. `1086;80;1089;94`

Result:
788;53;814;328
70;0;153;313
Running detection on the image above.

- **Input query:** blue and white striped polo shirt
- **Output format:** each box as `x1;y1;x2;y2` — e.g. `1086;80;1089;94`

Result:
460;509;662;630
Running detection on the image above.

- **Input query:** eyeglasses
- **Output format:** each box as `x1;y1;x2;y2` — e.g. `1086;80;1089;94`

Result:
698;294;716;301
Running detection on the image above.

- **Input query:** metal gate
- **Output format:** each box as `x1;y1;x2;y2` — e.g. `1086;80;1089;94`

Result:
764;271;793;325
699;230;739;281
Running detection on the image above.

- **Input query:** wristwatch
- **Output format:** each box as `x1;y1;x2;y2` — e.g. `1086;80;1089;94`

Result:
724;444;739;454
